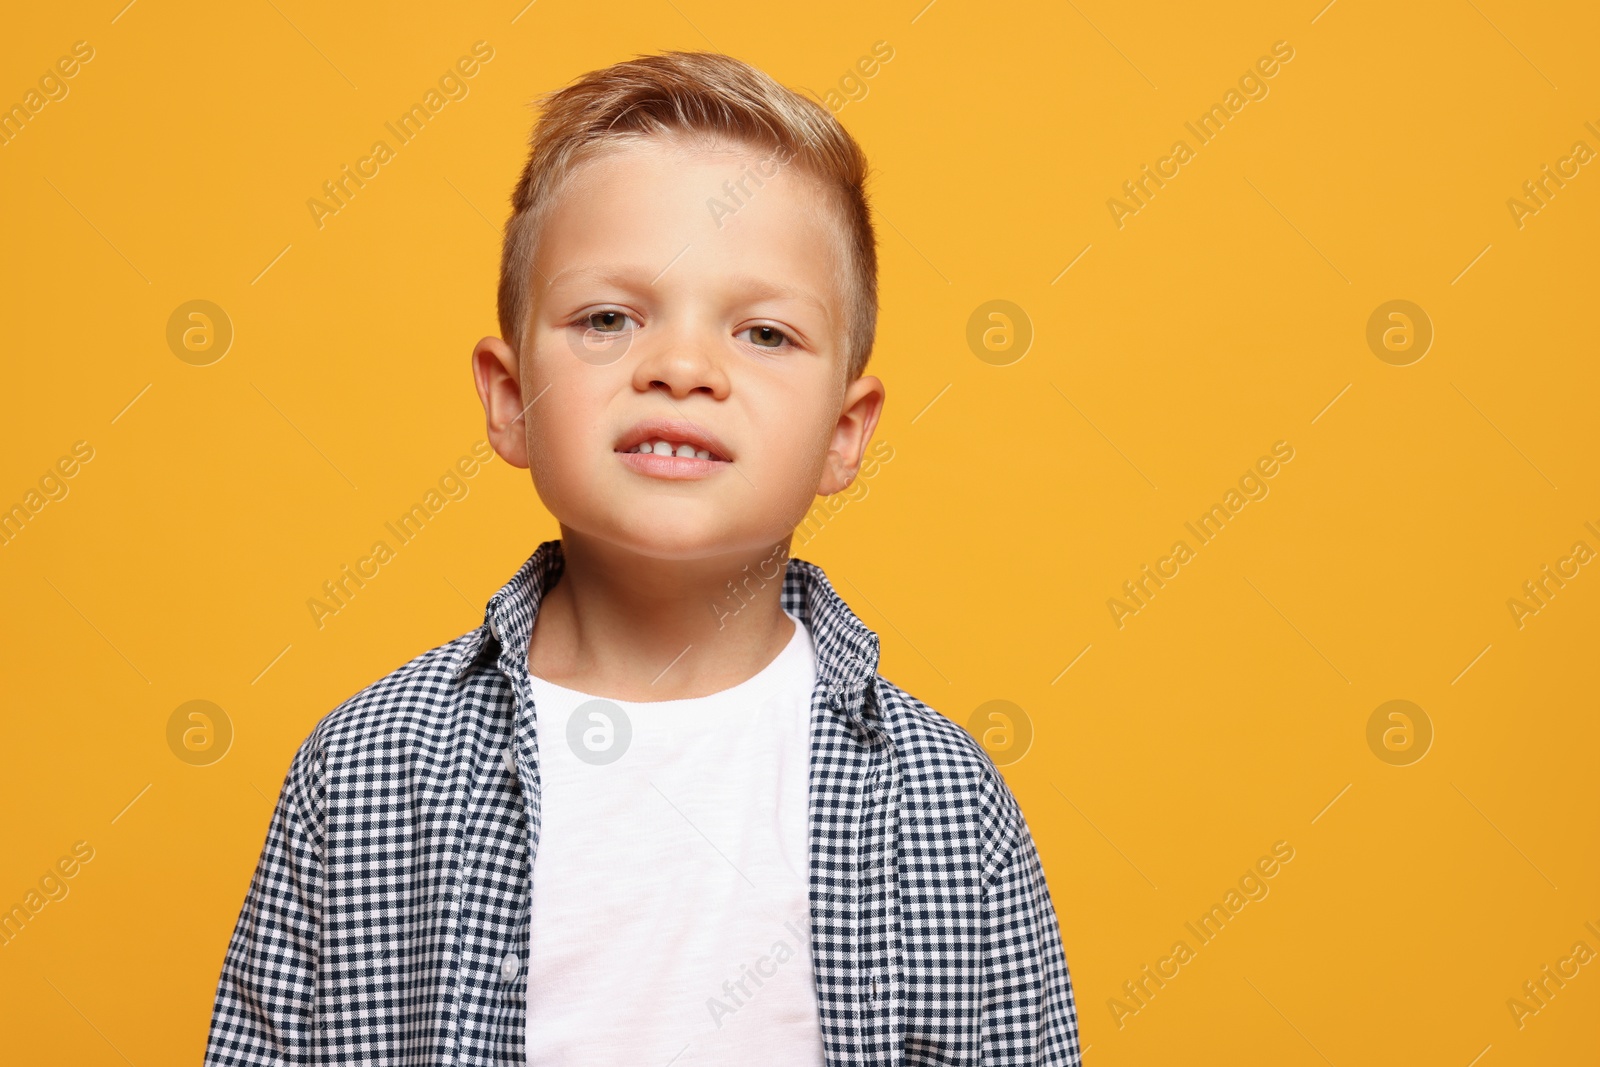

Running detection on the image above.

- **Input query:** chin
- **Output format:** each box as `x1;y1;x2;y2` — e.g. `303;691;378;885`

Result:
594;511;778;563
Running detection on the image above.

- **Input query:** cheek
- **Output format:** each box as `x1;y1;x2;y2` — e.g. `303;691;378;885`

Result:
745;383;839;509
522;355;610;479
768;435;830;495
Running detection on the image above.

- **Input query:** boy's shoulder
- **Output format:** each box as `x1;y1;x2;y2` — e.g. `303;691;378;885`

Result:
868;672;1028;872
296;627;487;761
872;673;1004;781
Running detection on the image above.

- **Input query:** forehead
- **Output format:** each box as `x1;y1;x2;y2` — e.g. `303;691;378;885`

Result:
532;135;847;311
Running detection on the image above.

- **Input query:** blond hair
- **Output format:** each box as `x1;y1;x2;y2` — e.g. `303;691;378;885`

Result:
497;51;878;379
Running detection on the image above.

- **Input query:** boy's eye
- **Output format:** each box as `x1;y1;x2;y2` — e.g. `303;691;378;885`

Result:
585;310;634;332
744;325;789;348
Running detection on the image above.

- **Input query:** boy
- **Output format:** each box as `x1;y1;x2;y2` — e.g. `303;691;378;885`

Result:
205;51;1080;1065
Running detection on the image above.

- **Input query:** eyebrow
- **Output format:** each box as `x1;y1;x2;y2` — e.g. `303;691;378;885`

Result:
724;274;834;324
541;264;660;292
543;265;833;323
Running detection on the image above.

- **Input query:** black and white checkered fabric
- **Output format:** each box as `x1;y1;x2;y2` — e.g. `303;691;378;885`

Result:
204;540;1081;1065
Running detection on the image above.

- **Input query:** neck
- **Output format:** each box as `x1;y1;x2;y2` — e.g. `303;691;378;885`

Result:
527;530;797;701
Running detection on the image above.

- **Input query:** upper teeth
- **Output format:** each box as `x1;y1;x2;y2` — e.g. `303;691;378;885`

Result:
633;439;713;460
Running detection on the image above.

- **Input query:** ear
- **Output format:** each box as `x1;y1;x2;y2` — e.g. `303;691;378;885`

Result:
472;335;531;469
817;374;886;496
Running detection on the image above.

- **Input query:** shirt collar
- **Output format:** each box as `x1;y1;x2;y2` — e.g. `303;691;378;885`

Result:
449;539;884;722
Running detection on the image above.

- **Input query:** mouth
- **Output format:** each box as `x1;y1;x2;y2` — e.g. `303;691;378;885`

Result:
613;418;733;478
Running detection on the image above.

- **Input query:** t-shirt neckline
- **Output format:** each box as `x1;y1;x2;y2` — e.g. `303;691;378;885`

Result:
526;610;813;709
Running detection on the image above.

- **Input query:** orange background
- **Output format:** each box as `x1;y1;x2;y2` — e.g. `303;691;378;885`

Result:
2;1;1597;1063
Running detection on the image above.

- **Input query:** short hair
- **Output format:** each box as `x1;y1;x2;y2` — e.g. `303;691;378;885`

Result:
497;51;879;379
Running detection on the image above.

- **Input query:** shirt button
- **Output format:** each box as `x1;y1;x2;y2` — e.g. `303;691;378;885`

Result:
500;953;521;981
504;747;517;775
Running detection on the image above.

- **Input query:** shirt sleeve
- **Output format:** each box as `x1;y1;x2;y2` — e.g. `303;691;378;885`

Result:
203;740;323;1066
979;809;1083;1065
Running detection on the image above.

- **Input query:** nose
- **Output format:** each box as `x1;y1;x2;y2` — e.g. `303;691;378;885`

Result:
630;324;731;401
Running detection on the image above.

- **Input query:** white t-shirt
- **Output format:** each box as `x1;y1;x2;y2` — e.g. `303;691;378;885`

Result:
524;611;825;1066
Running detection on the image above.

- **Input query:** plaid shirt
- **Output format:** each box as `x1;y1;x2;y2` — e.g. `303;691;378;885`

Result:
204;540;1081;1065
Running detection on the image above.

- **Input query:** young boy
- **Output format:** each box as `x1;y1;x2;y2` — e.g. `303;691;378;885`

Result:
205;51;1080;1065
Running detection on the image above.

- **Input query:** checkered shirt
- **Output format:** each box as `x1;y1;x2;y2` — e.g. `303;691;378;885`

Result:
204;539;1081;1065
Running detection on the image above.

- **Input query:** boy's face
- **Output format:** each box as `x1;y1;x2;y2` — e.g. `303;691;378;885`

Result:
474;136;884;562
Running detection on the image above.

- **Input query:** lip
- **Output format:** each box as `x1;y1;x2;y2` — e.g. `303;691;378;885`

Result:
616;450;725;480
613;418;734;462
